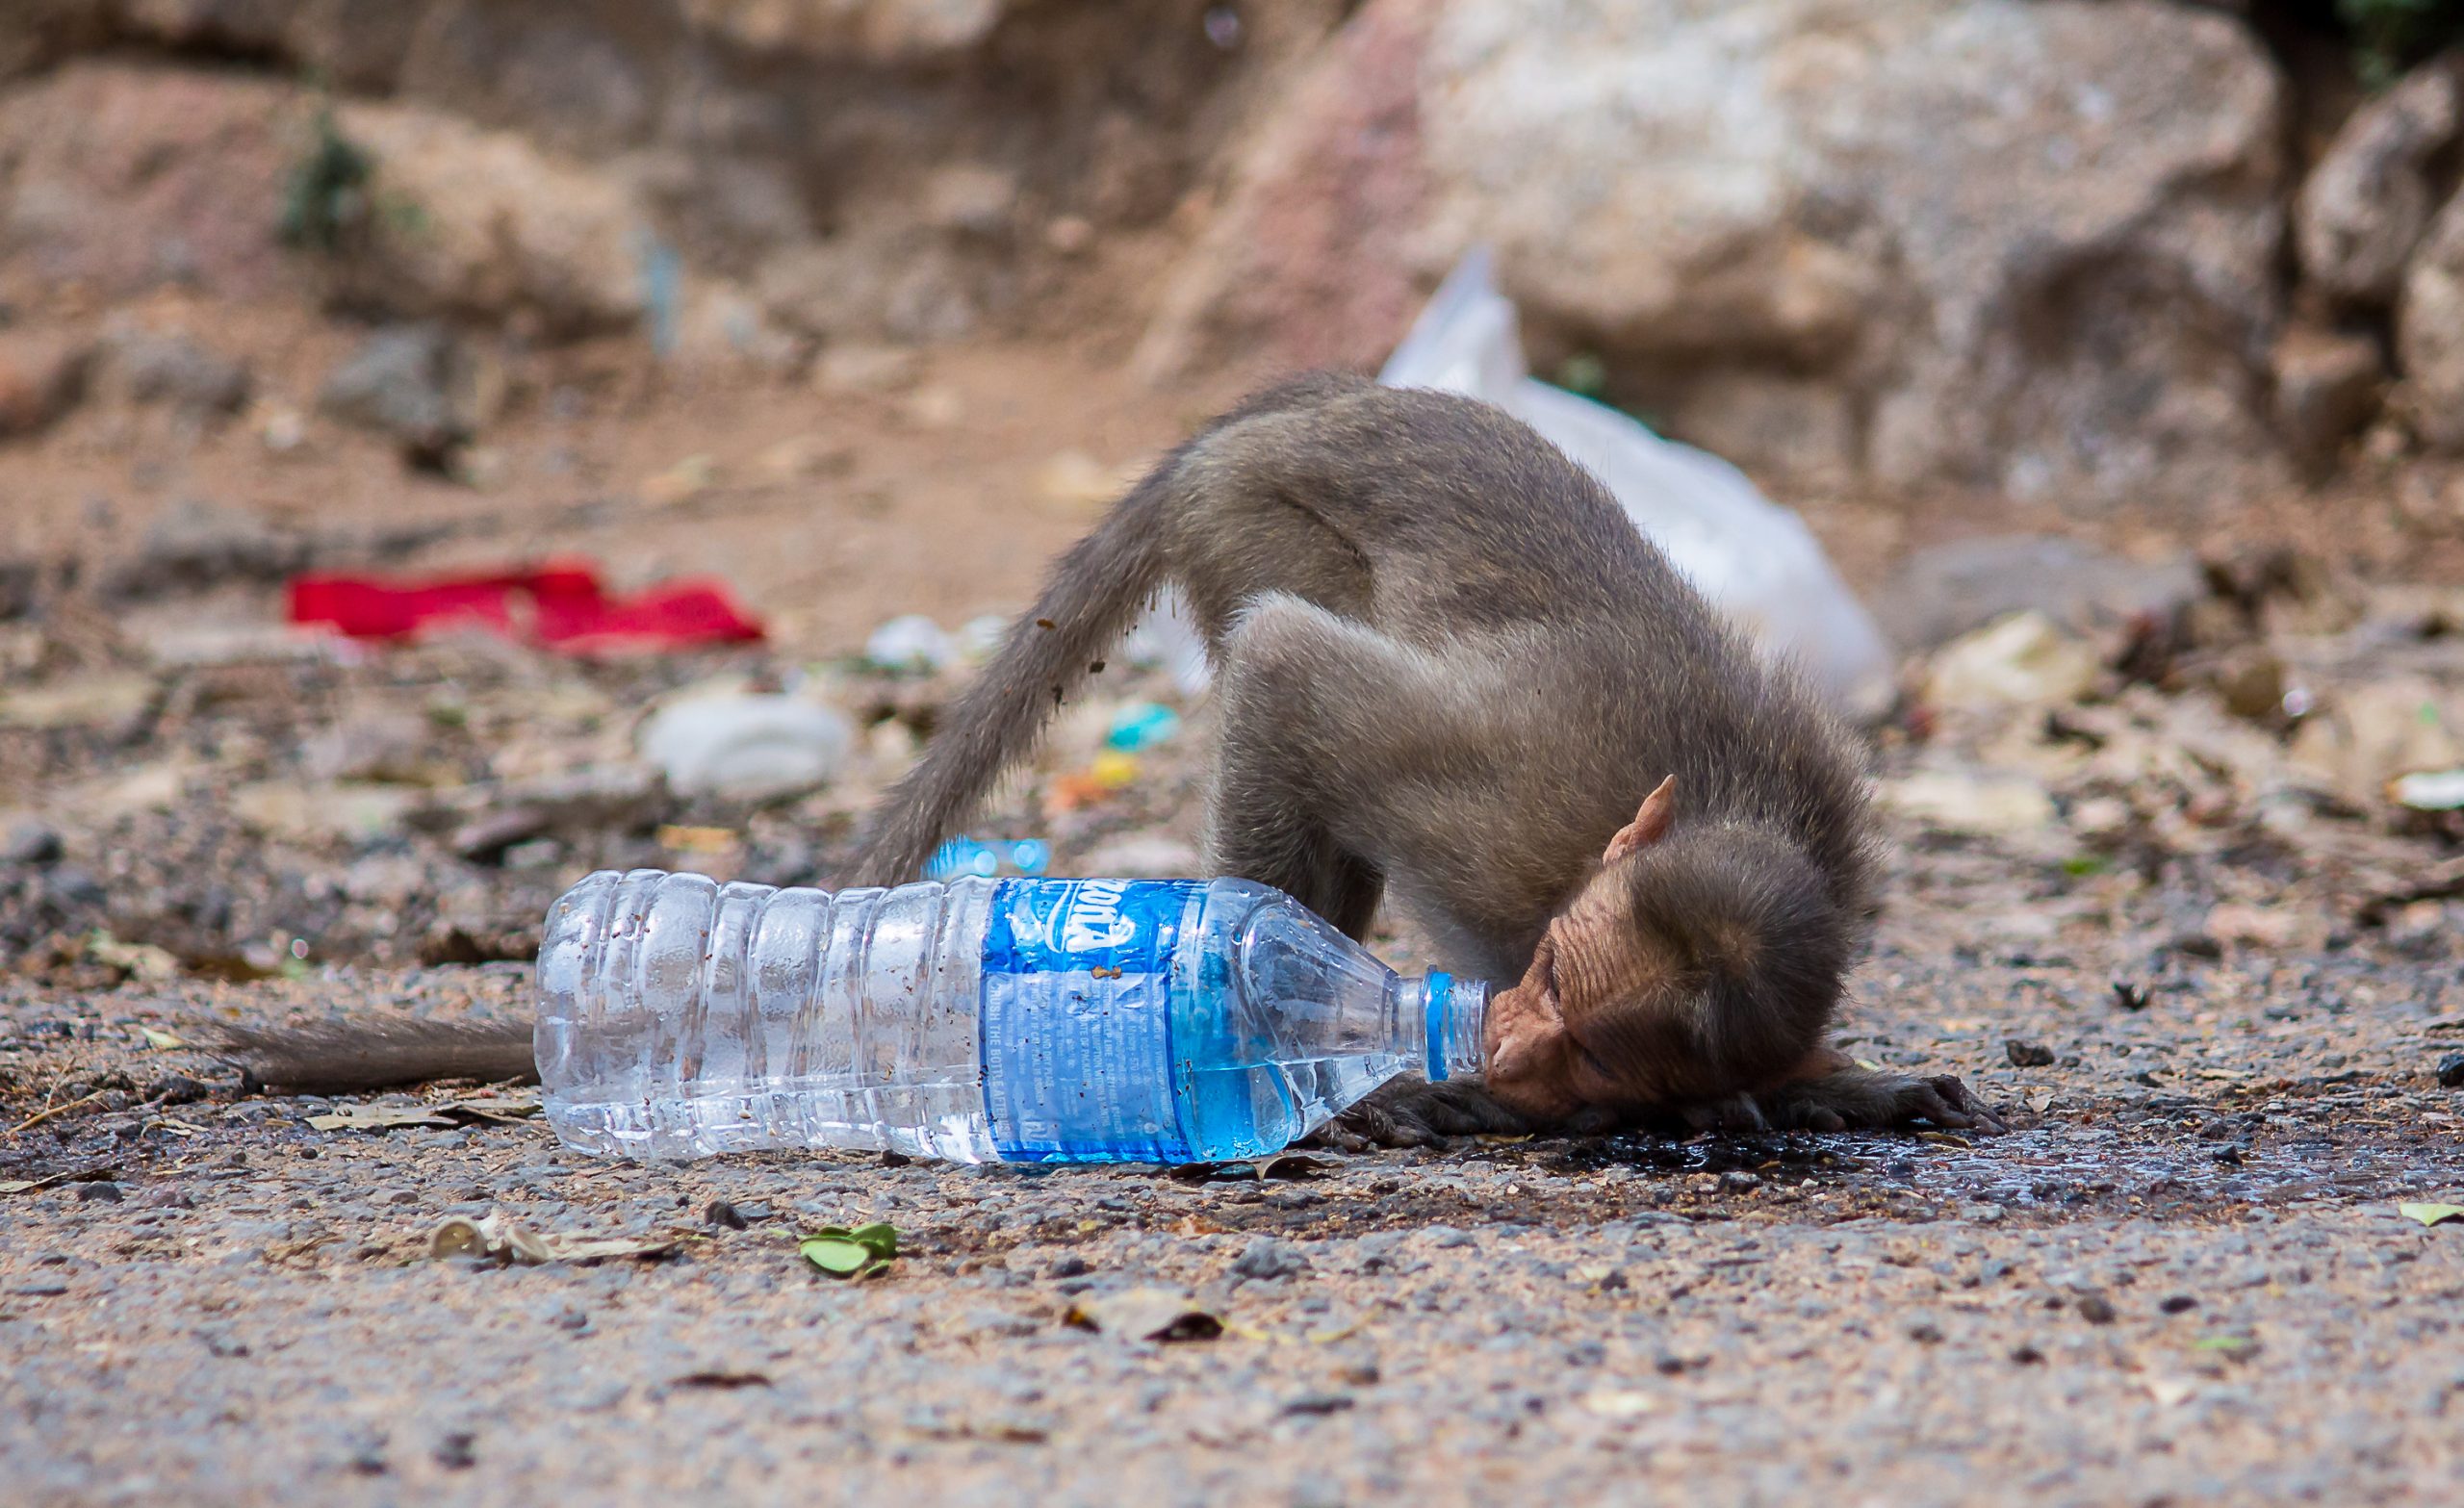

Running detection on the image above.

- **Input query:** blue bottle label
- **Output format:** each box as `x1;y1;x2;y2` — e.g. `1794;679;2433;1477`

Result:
979;879;1203;1163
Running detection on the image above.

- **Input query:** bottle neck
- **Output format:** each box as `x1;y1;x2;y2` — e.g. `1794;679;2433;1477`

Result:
1399;973;1489;1084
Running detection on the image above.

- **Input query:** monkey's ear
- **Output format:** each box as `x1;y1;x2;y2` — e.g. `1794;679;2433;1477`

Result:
1602;775;1677;866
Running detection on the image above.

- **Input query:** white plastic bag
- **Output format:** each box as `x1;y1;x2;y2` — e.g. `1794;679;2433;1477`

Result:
1377;248;1896;722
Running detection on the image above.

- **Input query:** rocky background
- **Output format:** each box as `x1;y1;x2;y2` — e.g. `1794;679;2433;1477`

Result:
7;5;2464;1506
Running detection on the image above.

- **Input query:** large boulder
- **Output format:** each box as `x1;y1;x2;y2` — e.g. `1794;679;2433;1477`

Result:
327;102;650;336
1142;0;2291;502
0;61;299;301
2295;58;2462;307
2399;189;2464;452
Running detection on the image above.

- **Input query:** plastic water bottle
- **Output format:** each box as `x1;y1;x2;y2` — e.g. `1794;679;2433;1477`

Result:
533;870;1489;1164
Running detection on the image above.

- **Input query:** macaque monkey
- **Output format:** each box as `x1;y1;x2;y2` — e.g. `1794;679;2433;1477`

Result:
854;372;1995;1141
223;374;1998;1141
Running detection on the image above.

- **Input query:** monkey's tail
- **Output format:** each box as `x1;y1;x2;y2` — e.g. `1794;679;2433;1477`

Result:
208;1017;537;1095
849;453;1184;886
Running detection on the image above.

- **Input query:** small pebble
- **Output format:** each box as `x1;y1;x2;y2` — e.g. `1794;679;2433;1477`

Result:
73;1181;124;1204
2077;1293;2118;1325
2437;1053;2464;1089
2005;1039;2056;1067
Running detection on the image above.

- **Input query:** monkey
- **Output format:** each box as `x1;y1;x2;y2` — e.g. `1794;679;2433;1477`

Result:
856;371;1993;1141
219;372;2000;1142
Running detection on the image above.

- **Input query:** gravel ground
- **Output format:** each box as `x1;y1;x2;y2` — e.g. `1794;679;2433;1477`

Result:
10;313;2464;1507
6;841;2464;1508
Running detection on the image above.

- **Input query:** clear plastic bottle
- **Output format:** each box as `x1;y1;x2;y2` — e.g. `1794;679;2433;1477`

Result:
533;869;1489;1164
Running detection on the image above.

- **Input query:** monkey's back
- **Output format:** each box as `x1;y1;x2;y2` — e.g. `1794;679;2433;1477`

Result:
1190;377;1875;946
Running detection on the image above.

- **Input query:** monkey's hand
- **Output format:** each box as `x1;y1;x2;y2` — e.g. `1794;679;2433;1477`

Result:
1306;1076;1547;1152
1758;1065;2008;1135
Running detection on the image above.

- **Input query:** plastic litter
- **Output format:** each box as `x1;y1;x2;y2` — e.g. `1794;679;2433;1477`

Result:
638;692;853;804
533;869;1487;1163
1375;248;1897;722
926;836;1054;881
288;561;763;654
1105;702;1183;753
864;613;955;675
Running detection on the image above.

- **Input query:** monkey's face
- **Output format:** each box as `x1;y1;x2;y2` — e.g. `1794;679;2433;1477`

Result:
1481;777;1847;1121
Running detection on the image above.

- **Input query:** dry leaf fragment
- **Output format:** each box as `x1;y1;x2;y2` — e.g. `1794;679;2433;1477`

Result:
309;1104;458;1133
430;1212;680;1265
1578;1390;1660;1419
2400;1202;2464;1227
139;1027;186;1050
1064;1287;1222;1342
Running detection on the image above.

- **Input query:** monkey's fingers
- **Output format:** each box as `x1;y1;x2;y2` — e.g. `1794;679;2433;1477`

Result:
1918;1074;2010;1135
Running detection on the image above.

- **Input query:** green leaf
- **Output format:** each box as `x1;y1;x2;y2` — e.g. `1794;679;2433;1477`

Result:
800;1237;877;1276
843;1222;899;1260
2399;1201;2464;1227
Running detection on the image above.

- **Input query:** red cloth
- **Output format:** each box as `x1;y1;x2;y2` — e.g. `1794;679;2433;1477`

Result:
288;561;764;653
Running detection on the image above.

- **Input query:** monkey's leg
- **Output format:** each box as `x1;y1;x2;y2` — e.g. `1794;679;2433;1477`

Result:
1204;596;1539;1150
1201;595;1413;936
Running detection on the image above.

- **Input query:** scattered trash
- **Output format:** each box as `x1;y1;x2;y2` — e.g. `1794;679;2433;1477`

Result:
799;1222;898;1279
865;613;956;674
2391;769;2464;810
430;1211;682;1265
637;691;852;804
956;614;1010;663
308;1096;540;1133
1883;770;2057;835
0;674;156;729
1922;612;2102;709
1063;1287;1222;1342
1377;247;1896;721
85;932;179;983
1104;702;1183;753
925;836;1052;881
2399;1202;2464;1226
1048;752;1143;811
290;562;764;653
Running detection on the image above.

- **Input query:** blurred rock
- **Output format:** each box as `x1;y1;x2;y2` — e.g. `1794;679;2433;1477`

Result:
2270;326;2383;469
677;0;1020;63
0;330;90;438
317;324;469;462
1884;770;2057;836
0;63;296;299
303;711;444;785
1145;0;2289;502
1922;613;2102;709
2399;190;2464;453
232;780;422;844
97;326;252;419
1078;835;1202;878
639;694;854;805
326;101;648;336
2295;59;2461;306
2287;677;2464;807
1879;536;2203;653
107;498;310;598
2;819;63;866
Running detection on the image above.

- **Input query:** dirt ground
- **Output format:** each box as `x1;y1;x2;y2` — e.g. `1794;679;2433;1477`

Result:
7;324;2464;1507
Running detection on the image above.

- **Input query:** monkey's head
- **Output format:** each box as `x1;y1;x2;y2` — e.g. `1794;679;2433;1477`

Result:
1481;776;1857;1121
